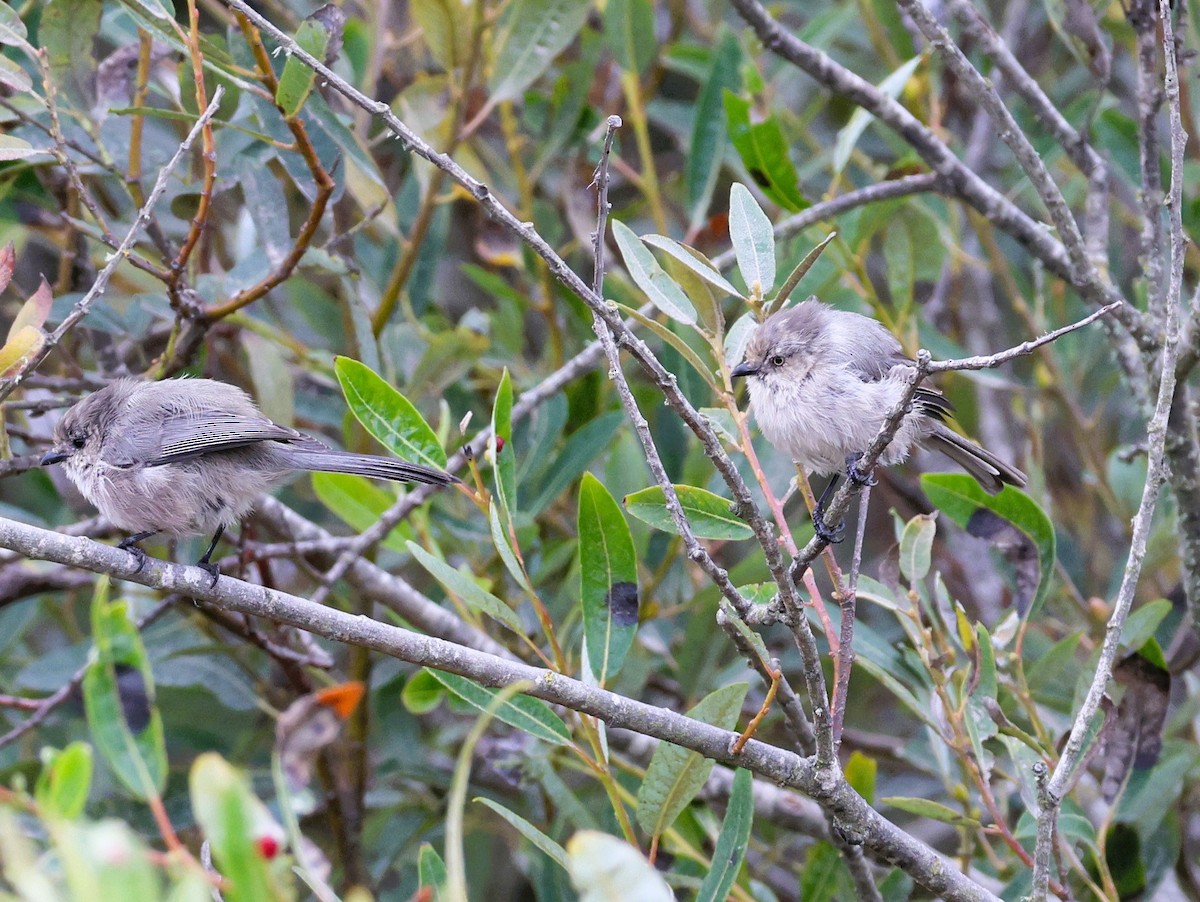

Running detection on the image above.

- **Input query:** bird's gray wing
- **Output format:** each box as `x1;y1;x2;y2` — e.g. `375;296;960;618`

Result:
831;312;955;419
106;411;302;468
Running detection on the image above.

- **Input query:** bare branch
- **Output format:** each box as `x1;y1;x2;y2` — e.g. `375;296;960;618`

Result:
0;88;226;404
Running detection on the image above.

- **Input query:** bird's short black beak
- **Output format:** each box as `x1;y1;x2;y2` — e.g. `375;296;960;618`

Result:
41;448;69;466
730;362;759;379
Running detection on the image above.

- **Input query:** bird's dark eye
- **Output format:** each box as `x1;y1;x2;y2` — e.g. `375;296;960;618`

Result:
770;355;786;367
70;431;86;449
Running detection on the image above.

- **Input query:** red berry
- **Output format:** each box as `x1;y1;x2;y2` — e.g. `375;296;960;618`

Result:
256;835;281;859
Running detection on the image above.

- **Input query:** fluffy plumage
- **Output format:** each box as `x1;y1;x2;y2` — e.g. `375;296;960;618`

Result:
732;299;1026;493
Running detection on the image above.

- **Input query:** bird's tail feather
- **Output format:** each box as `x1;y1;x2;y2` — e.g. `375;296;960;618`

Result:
283;447;458;486
926;423;1026;494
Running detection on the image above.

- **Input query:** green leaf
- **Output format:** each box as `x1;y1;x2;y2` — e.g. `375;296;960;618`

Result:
799;841;857;902
0;54;32;93
728;183;776;295
1121;598;1173;651
641;234;744;300
921;473;1056;618
275;14;334;117
604;0;656;76
615;302;713;382
898;513;936;582
489;502;534;593
190;753;281;902
625;484;753;540
578;473;639;685
335;356;446;468
407;540;525;635
844;751;877;804
42;0;102;108
723;93;808;213
1026;632;1082;711
882;796;982;827
476;797;569;871
311;472;411;553
636;683;748;838
491;368;517;521
83;578;167;800
418;843;448;900
401;669;445;715
412;0;470;70
833;54;924;174
687;30;741;228
116;0;174;21
0;4;28;45
489;0;591;103
612;220;697;324
35;743;93;820
695;768;753;902
426;670;572;746
528;412;625;516
974;623;998;700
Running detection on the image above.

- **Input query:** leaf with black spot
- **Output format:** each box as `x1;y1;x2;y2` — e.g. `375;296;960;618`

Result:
578;472;639;685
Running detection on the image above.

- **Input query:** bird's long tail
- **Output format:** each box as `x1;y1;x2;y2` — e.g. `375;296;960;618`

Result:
281;443;458;486
925;423;1026;494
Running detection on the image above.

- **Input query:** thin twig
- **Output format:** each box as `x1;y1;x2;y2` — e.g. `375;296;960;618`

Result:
1034;2;1186;892
0;88;226;404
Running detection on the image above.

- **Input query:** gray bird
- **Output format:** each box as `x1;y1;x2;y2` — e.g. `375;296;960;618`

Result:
731;298;1026;541
41;377;457;575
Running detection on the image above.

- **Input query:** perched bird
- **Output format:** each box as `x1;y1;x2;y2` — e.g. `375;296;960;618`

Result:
41;377;457;575
731;298;1026;541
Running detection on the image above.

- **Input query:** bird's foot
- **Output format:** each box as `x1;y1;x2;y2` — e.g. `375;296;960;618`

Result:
845;453;877;488
117;532;157;574
197;560;220;588
118;543;149;574
813;509;846;544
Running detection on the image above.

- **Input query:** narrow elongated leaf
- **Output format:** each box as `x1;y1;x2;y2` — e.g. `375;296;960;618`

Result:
898;513;936;583
0;326;44;379
35;743;93;820
412;0;469;70
921;474;1055;618
190;754;282;902
833;55;924;174
641;234;744;299
728;183;776;295
311;473;411;552
407;541;525;635
0;136;47;161
636;683;748;838
696;768;753;902
624;484;753;540
418;843;448;900
578;473;639;685
528;412;625;516
0;54;32;92
723;93;808;213
612;220;697;324
490;0;591;102
83;579;167;800
42;0;102;108
476;797;569;870
882;796;982;827
335;356;446;468
0;4;28;45
687;31;741;228
491;368;517;521
427;670;572;745
604;0;655;76
117;0;174;20
616;302;713;382
276;13;335;117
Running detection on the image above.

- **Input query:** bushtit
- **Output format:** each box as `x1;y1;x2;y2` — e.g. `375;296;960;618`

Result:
731;298;1026;541
41;377;457;574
